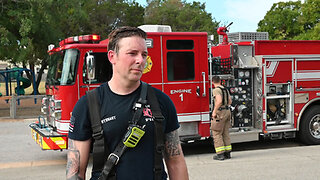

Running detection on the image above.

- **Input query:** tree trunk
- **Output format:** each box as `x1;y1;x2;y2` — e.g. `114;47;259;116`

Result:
35;61;48;95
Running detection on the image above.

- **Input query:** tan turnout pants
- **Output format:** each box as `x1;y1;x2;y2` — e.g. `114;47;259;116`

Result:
211;109;232;154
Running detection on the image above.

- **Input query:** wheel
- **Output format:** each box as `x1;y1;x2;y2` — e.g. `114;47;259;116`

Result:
299;105;320;145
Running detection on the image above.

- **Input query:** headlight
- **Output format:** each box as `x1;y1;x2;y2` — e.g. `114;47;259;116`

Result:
41;106;48;114
50;98;62;110
42;97;48;106
51;110;62;120
41;97;49;115
49;96;62;120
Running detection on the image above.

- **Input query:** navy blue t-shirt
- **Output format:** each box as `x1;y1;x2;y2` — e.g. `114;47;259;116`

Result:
68;82;180;180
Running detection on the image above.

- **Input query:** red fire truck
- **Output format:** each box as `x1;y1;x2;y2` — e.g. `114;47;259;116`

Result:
30;25;320;150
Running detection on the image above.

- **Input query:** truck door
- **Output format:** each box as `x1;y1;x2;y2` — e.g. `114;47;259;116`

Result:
80;50;112;97
161;35;210;138
264;58;294;130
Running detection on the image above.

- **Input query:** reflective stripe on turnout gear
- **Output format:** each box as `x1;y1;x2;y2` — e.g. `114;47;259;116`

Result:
215;145;232;153
225;145;232;151
215;146;225;153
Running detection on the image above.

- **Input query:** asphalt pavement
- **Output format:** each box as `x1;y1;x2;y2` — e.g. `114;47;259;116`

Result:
0;118;319;180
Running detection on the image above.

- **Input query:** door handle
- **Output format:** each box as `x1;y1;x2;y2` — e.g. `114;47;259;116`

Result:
202;72;206;97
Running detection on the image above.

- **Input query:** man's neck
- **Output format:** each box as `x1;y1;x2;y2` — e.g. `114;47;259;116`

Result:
108;78;140;95
213;83;222;88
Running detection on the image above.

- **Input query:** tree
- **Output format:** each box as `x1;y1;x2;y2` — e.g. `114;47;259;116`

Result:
294;0;320;40
257;1;303;40
82;0;144;39
144;0;219;40
0;0;62;94
0;0;144;94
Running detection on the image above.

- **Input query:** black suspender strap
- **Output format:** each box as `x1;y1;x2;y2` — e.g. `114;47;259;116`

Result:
87;89;109;173
218;86;229;106
98;82;148;180
147;85;165;180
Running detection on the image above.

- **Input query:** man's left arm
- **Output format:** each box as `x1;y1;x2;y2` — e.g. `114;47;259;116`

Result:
164;129;189;180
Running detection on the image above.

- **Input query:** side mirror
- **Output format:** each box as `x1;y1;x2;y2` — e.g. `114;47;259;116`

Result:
86;52;95;81
48;44;55;51
209;35;214;42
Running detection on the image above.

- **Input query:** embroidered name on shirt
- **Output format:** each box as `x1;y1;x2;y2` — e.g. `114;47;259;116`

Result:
101;116;116;124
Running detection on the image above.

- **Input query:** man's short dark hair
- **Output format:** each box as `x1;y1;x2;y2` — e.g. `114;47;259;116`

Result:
212;76;221;83
107;26;147;53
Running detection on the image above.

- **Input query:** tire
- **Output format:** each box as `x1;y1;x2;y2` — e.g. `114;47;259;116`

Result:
299;105;320;145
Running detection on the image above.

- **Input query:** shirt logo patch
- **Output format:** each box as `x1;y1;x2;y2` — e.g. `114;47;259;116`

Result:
143;107;152;117
143;107;154;122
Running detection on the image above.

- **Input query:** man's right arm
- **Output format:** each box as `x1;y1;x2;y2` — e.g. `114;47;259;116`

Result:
66;138;91;180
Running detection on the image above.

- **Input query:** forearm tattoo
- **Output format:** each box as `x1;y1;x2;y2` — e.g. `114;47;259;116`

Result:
66;139;83;180
164;130;181;157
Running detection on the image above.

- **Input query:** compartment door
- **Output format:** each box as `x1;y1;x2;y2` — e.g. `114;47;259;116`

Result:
264;58;294;131
295;58;320;90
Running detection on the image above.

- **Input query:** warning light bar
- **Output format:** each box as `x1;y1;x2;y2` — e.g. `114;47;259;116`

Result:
59;34;101;46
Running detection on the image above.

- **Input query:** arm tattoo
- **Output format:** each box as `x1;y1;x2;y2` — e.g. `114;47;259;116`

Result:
164;130;181;157
66;139;83;180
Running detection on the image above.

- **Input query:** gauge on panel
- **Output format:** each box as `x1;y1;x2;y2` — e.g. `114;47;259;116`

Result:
245;71;250;77
239;71;244;78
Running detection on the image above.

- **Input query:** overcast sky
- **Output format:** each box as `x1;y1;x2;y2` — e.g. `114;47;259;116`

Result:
135;0;303;32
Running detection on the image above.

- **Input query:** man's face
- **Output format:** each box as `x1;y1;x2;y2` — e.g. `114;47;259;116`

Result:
109;36;148;83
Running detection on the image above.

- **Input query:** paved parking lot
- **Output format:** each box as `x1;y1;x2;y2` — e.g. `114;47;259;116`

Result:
1;118;319;180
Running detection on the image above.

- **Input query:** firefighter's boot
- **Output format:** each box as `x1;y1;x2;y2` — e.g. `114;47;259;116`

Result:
213;153;225;161
224;151;231;159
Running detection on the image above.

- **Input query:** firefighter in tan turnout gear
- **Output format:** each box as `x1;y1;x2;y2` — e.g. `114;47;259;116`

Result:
211;76;232;160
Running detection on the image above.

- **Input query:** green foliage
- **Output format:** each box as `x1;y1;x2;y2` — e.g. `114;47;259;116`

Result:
257;0;320;40
144;0;219;38
0;0;145;64
294;22;320;40
0;0;63;64
0;0;144;94
257;1;303;40
300;0;320;31
83;0;145;39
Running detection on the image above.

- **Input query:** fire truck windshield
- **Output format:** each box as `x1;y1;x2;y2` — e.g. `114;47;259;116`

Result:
47;49;79;85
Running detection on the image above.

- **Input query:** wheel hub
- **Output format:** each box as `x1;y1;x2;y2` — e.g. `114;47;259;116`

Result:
310;115;320;138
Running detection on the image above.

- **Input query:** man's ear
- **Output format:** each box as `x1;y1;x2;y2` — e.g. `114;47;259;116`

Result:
108;50;116;64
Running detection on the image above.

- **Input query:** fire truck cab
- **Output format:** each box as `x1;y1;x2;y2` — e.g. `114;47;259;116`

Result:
30;25;320;150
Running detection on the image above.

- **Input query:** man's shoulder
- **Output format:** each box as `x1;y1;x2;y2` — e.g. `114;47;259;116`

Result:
149;85;170;101
147;85;176;110
213;87;222;94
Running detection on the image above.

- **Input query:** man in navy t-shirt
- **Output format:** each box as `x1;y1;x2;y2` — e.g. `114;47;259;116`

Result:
66;26;189;180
